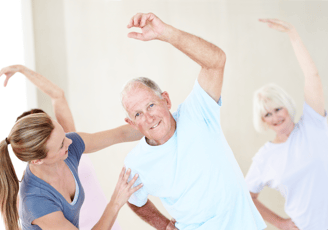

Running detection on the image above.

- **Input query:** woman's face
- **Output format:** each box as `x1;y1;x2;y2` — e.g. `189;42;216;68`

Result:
43;120;72;165
262;107;293;134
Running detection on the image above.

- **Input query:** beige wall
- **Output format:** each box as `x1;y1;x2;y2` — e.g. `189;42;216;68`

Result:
31;0;328;229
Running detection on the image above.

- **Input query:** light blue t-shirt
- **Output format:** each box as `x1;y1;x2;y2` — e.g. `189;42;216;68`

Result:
125;80;266;230
19;132;85;230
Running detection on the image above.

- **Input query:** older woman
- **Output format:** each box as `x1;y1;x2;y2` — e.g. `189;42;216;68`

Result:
245;19;327;230
0;65;143;230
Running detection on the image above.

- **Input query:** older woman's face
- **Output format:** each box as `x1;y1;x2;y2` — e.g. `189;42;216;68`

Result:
262;107;293;134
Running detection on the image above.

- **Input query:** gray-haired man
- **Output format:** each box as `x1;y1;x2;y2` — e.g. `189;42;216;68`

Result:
121;12;266;230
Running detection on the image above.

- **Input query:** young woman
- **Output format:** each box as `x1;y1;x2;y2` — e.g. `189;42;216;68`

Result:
0;65;143;230
246;19;327;230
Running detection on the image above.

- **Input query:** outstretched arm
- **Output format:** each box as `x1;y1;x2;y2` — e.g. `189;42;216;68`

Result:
260;19;325;116
127;13;226;102
0;64;76;132
0;65;144;153
128;199;177;230
78;125;143;153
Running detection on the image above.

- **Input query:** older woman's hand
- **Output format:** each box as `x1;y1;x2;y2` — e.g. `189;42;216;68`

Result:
279;218;300;230
259;18;294;33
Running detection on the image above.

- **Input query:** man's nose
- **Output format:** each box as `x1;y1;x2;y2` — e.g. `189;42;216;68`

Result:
144;112;155;123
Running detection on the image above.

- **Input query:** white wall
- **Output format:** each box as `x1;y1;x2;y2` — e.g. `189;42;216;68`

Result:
31;1;328;229
0;0;35;229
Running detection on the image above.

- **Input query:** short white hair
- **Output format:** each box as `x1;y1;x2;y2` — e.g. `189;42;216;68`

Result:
120;77;163;116
253;83;296;132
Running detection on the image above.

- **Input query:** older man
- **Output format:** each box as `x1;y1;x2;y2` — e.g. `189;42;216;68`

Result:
122;13;266;230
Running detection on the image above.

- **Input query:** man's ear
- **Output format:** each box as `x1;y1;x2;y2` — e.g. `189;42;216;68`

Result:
125;117;138;130
161;91;172;110
31;159;44;165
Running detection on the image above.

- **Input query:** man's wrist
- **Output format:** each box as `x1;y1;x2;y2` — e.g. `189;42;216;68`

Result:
158;24;178;43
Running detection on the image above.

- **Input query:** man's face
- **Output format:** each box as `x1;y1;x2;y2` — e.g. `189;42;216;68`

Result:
123;83;176;146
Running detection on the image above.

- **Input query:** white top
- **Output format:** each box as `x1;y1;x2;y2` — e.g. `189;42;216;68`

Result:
245;102;328;230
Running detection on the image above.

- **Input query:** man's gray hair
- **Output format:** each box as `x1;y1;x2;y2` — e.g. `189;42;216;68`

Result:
121;77;163;110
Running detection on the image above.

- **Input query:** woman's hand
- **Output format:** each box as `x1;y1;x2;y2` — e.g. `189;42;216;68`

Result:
259;19;294;33
279;218;300;230
110;167;143;208
0;65;24;87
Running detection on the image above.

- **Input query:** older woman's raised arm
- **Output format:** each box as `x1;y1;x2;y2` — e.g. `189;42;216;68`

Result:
259;19;325;116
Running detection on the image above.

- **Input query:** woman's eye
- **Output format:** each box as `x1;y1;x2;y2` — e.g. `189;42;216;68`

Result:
150;104;154;108
275;108;281;112
135;113;140;117
265;113;271;117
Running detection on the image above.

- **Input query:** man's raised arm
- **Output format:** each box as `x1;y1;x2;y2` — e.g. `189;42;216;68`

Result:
127;12;226;102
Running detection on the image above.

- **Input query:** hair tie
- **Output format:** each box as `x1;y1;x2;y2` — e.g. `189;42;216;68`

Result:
5;138;10;145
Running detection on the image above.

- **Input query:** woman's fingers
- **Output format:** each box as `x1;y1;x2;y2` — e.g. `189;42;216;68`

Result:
130;182;143;193
123;168;131;183
119;166;126;179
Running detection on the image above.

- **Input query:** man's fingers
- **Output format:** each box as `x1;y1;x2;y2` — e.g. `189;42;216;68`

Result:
127;32;146;41
140;14;149;28
127;13;141;28
133;13;143;27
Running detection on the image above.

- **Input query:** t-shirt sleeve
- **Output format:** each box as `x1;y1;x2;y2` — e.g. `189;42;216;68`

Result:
181;80;222;127
126;168;149;207
23;195;62;224
245;161;264;194
66;132;85;167
302;102;327;129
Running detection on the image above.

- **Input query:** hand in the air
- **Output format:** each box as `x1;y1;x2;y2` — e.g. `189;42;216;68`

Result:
0;65;22;87
110;167;143;209
279;218;300;230
166;218;178;230
259;18;294;33
127;13;167;41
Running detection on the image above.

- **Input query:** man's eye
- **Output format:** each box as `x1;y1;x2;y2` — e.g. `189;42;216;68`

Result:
150;104;154;107
135;113;140;117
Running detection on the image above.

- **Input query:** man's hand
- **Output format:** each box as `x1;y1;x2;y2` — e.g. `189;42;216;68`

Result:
166;218;178;230
279;218;299;230
0;65;23;87
127;13;167;41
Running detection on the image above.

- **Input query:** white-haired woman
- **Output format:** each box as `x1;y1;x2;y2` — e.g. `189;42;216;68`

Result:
245;19;327;230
